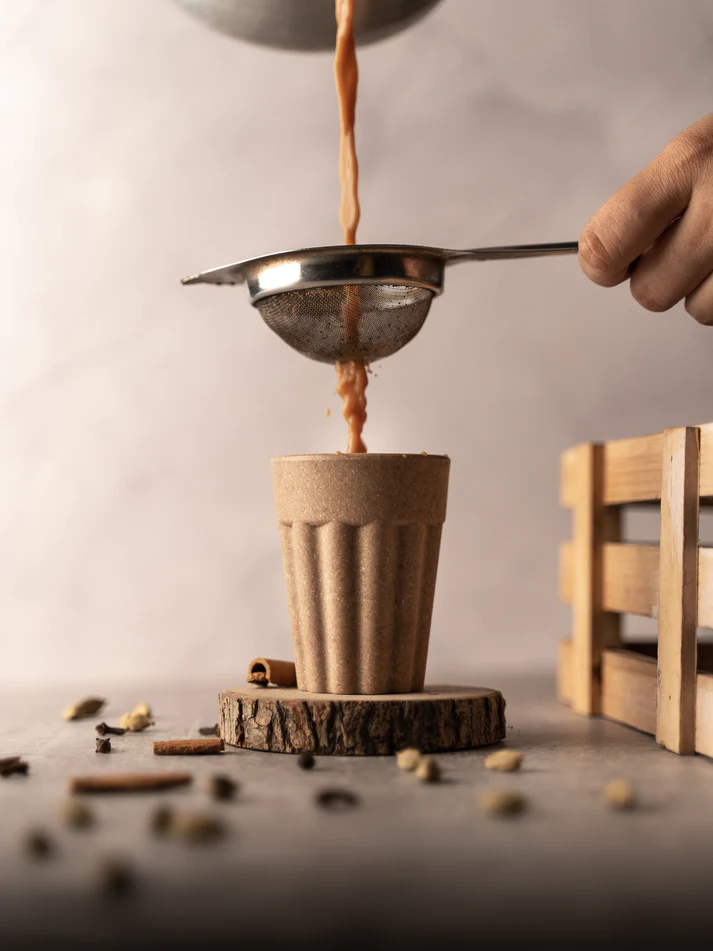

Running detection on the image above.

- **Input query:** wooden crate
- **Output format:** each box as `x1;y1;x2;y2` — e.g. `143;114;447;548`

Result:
558;423;713;756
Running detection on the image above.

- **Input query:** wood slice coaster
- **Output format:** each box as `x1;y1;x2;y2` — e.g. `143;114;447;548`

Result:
219;684;505;756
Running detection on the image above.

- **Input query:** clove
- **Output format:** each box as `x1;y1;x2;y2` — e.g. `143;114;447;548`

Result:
207;775;238;801
150;805;175;837
199;724;220;737
96;737;112;754
98;858;134;897
96;722;127;736
297;751;315;771
1;759;29;778
24;830;54;858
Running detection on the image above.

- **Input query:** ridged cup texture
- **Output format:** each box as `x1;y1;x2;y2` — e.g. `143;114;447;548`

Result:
272;454;450;695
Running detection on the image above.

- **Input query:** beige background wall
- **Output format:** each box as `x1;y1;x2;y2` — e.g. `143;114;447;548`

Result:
1;0;713;687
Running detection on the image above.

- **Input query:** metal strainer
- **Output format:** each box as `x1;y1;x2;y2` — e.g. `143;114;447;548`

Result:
181;241;579;363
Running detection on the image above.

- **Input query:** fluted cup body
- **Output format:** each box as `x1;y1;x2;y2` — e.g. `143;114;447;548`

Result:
272;453;450;695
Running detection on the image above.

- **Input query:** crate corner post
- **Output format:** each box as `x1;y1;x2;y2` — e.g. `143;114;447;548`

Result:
656;426;700;755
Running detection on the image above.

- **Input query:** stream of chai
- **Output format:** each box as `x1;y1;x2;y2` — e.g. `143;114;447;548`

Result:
333;0;368;454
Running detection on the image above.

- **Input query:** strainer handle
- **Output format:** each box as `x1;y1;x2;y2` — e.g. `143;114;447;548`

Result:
447;241;579;263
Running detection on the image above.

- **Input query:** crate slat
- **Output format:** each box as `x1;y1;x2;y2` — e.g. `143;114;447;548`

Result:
560;542;658;617
561;542;713;631
698;423;713;497
569;445;621;715
560;641;713;756
695;671;713;758
698;549;713;627
656;428;699;755
602;647;657;734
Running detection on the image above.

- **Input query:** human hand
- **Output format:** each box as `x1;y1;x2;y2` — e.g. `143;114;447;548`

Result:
579;112;713;325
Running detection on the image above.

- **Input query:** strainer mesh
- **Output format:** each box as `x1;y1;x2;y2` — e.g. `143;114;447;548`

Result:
255;283;433;363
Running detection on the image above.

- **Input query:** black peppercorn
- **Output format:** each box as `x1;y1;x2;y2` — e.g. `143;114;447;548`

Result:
315;788;359;812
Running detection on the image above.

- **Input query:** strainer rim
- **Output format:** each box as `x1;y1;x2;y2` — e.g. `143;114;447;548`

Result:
182;244;450;301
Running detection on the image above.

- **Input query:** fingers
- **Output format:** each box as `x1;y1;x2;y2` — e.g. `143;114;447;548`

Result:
579;147;694;287
579;114;713;288
628;192;713;312
686;271;713;325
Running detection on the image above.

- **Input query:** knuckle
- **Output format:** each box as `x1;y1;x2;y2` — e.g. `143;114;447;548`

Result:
669;126;712;176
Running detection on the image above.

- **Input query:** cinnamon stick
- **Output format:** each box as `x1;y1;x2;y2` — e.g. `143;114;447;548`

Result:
69;772;192;794
247;658;297;688
152;738;223;756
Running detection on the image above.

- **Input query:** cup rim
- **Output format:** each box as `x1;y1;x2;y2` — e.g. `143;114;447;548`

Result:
272;453;450;462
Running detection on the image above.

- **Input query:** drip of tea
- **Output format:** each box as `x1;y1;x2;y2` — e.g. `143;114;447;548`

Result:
334;0;368;454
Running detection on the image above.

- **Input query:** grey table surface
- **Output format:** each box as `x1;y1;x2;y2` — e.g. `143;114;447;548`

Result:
1;673;713;949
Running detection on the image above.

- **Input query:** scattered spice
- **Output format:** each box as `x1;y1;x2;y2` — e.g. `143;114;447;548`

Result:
247;658;297;688
603;779;637;811
207;775;238;801
59;800;94;829
95;722;127;736
484;750;523;773
169;813;226;843
298;751;315;770
24;830;53;858
0;757;28;778
96;737;112;754
98;858;134;897
199;724;220;737
415;758;441;783
421;451;428;456
150;805;175;836
315;788;360;812
396;748;422;771
69;772;192;794
152;738;223;756
477;790;527;817
119;712;153;732
63;697;106;721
